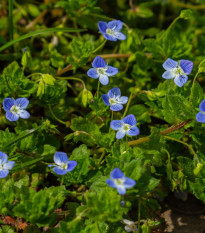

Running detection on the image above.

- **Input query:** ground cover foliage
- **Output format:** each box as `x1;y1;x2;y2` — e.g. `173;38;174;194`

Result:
0;0;205;232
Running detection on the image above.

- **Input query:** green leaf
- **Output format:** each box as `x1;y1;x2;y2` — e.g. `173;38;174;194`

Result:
190;82;203;108
180;9;194;20
0;28;86;52
136;5;153;18
81;89;93;107
76;189;128;222
42;74;56;85
64;145;90;184
13;186;67;226
198;58;205;73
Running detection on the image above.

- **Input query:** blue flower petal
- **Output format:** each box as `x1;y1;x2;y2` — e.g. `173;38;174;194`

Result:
19;110;30;119
119;96;128;104
102;94;110;106
103;33;118;41
106;178;117;188
106;66;118;76
162;70;175;79
98;21;108;34
117;186;126;195
92;56;107;68
108;20;123;31
3;98;15;111
113;32;126;40
196;112;205;123
111;168;124;179
116;130;126;139
87;68;99;79
54;152;68;165
163;58;178;71
99;74;109;85
199;100;205;112
174;75;188;87
48;164;56;167
110;120;123;130
67;160;77;172
124;177;136;188
0;170;9;178
127;126;140;136
6;112;19;122
108;87;121;98
110;104;123;111
16;98;29;109
123;114;137;126
179;60;193;75
53;167;68;175
3;161;15;170
0;152;8;164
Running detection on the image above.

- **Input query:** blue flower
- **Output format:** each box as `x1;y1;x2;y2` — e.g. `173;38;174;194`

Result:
98;20;126;41
110;114;139;139
162;58;193;87
0;152;15;178
48;152;77;175
106;168;136;195
196;100;205;123
102;87;128;111
87;56;118;85
3;98;30;122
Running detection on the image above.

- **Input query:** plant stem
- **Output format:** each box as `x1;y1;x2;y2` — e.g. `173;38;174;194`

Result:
56;76;86;89
123;90;134;118
171;0;205;9
16;216;19;233
109;111;114;133
26;73;43;79
95;222;102;233
9;0;14;43
91;39;106;54
193;70;199;83
164;135;199;163
60;176;65;186
98;53;131;59
49;105;67;125
138;198;141;233
128;120;190;147
96;80;100;98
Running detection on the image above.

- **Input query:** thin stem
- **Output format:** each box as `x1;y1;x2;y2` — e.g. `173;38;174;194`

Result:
26;73;43;79
158;16;180;41
95;222;102;233
49;105;67;125
138;198;141;233
123;90;134;118
164;135;199;163
170;0;205;9
60;176;65;186
56;76;86;89
128;120;190;147
98;53;131;59
109;111;114;133
96;80;100;98
16;216;19;233
91;39;106;55
193;70;199;83
9;0;14;42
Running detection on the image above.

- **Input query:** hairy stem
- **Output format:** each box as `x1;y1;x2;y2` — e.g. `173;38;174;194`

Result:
49;105;67;125
164;135;199;163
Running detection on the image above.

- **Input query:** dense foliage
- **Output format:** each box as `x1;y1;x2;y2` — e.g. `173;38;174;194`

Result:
0;0;205;232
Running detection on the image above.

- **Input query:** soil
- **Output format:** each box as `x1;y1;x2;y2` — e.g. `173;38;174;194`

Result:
161;193;205;233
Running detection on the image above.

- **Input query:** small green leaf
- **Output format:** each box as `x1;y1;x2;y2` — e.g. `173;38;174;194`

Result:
42;74;56;85
180;9;194;20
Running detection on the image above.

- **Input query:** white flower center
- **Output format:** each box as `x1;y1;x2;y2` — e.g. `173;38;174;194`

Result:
114;178;125;186
109;95;120;105
173;66;185;76
96;67;107;75
123;123;131;131
0;164;3;170
60;163;68;170
10;105;22;115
